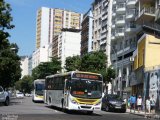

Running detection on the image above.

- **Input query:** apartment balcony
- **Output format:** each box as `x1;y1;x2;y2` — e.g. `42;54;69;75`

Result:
100;39;107;45
126;0;137;8
115;45;136;62
116;57;131;68
111;34;115;40
116;0;126;2
113;0;116;6
115;28;125;37
116;4;126;14
102;14;107;21
112;12;116;18
125;27;136;33
126;9;135;21
125;23;136;33
112;24;115;29
135;7;155;24
101;28;107;33
116;16;125;27
101;32;107;40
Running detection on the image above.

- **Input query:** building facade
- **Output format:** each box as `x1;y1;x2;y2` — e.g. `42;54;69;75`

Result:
58;29;81;72
92;0;113;66
131;0;160;111
28;55;32;76
111;0;137;96
33;7;83;69
81;9;93;56
20;56;29;78
32;45;49;69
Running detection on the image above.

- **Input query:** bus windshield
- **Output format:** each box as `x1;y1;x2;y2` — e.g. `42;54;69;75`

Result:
35;84;45;95
70;79;102;99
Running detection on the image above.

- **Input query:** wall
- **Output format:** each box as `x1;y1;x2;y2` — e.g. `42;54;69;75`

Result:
145;35;160;68
144;69;160;110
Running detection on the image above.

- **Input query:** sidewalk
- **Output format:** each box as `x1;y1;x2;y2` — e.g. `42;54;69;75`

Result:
126;109;160;118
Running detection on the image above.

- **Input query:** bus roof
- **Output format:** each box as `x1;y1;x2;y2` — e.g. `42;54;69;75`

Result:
46;71;102;78
34;79;45;82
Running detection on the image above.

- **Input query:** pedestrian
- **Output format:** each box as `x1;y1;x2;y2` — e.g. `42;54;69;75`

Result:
130;94;136;113
150;95;156;114
146;97;151;114
137;95;142;113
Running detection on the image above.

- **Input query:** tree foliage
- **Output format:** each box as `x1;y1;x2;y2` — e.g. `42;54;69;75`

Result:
106;66;115;83
15;75;33;93
32;57;61;80
65;55;81;71
0;0;21;88
80;51;107;72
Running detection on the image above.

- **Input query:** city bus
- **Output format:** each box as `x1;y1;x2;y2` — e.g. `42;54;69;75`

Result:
32;79;45;102
44;71;103;114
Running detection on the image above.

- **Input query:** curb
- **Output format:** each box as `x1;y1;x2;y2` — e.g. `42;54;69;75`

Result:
127;111;160;119
128;112;145;117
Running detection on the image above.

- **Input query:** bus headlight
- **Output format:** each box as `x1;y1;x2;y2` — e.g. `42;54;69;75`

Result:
71;99;78;104
95;100;101;106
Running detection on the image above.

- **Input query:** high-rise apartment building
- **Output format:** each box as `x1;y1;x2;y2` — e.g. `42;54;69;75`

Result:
92;0;112;66
36;7;83;50
111;0;137;95
33;7;83;69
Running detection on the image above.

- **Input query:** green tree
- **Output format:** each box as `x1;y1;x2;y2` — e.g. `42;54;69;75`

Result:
65;55;81;71
20;75;33;93
15;75;33;93
0;0;21;88
0;47;21;88
106;66;115;83
0;0;14;50
32;57;61;80
80;51;107;72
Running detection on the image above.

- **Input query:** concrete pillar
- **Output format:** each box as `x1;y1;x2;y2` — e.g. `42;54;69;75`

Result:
118;68;122;92
126;66;129;87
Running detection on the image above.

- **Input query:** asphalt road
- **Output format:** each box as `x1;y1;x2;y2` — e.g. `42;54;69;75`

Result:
0;97;145;120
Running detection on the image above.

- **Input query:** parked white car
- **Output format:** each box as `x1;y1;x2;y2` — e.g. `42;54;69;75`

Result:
16;92;24;98
0;86;10;106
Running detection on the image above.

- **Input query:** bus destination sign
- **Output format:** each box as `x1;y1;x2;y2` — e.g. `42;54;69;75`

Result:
73;73;102;80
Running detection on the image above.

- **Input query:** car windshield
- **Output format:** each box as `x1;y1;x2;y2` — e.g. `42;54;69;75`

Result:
107;95;123;101
70;79;102;99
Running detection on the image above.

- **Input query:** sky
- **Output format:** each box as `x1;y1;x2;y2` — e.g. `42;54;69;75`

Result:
5;0;94;56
